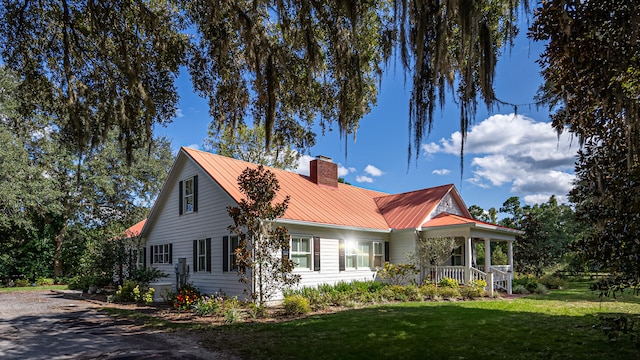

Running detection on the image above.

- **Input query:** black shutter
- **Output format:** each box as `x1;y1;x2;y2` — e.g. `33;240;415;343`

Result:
313;237;321;271
223;236;229;272
142;247;147;269
338;239;345;271
169;244;173;264
193;175;199;212
193;240;198;272
384;241;390;262
205;238;211;272
150;246;154;264
178;181;184;215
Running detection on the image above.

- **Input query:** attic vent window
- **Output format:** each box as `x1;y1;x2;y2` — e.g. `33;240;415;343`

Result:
179;175;199;215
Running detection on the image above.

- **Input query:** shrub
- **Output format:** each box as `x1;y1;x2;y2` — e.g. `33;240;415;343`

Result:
460;279;486;299
380;285;408;302
438;286;461;300
115;280;155;305
539;274;567;290
512;284;529;294
283;294;311;315
224;308;243;323
15;279;30;287
439;277;460;289
170;283;201;311
128;267;167;287
403;284;423;301
36;277;54;286
377;262;419;285
247;303;267;319
532;283;549;295
193;295;222;317
513;275;539;293
420;283;438;300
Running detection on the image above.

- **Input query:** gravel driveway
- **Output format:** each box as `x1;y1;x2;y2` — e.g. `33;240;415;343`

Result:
0;290;234;359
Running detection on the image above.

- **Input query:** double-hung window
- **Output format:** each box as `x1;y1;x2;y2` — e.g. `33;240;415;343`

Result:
341;240;386;270
373;242;383;267
291;237;312;270
345;241;357;269
193;238;211;272
223;235;240;272
179;175;198;215
357;242;371;268
184;177;194;213
451;245;463;266
151;244;172;264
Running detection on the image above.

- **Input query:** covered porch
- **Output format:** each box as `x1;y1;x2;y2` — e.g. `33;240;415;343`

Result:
420;213;521;295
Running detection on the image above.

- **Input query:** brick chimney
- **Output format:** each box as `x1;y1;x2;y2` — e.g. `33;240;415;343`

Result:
310;155;338;188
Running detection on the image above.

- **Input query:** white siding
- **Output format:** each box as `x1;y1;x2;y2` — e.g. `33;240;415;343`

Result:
144;159;247;298
388;230;416;264
428;192;466;220
280;224;389;297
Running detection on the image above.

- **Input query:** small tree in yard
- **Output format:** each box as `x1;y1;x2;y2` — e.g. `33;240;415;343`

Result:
228;165;300;306
409;236;457;288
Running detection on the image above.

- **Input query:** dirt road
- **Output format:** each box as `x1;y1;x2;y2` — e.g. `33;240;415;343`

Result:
0;290;234;359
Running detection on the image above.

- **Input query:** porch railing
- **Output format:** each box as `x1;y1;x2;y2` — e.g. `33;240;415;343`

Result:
470;267;487;283
427;266;465;284
426;266;512;294
490;266;511;294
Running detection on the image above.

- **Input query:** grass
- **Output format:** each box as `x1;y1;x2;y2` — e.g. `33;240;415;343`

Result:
109;279;640;359
0;284;68;292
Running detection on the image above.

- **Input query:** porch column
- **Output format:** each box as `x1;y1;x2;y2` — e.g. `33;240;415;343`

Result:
465;237;472;285
484;238;491;273
507;241;514;294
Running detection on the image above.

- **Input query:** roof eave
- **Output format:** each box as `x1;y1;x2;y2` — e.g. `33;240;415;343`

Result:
277;218;392;234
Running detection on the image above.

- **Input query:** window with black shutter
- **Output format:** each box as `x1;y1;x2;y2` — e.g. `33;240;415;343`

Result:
338;239;345;271
313;237;321;271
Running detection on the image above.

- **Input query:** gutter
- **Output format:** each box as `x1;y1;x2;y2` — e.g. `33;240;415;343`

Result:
276;218;392;234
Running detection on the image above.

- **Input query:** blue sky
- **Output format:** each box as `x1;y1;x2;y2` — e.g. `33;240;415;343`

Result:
156;30;578;213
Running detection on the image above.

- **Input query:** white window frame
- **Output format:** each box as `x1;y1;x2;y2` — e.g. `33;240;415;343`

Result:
357;242;371;268
290;236;312;270
183;177;195;214
152;244;170;264
346;240;382;270
197;239;207;271
373;242;383;268
452;245;463;266
228;235;240;271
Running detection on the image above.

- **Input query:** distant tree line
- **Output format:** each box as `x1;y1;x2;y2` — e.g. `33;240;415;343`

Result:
0;68;173;283
469;195;585;277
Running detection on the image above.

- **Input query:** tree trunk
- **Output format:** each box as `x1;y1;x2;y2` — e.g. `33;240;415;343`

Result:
53;218;68;278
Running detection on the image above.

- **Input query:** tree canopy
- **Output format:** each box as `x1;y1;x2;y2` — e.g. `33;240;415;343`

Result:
0;0;524;162
531;0;640;290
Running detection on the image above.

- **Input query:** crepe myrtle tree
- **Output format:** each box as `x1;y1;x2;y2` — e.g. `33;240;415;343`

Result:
227;165;299;306
409;235;457;286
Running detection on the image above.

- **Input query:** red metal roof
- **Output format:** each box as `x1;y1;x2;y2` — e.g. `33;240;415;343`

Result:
374;185;454;229
124;219;146;238
424;212;520;233
183;148;391;230
172;147;475;231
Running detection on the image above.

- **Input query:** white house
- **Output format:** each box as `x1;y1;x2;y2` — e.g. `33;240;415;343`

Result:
131;147;520;299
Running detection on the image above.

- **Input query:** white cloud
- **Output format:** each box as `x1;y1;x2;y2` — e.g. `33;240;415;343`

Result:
294;155;314;176
423;113;578;205
175;108;184;118
186;143;200;150
338;165;356;177
356;175;374;183
432;169;451;176
364;164;384;177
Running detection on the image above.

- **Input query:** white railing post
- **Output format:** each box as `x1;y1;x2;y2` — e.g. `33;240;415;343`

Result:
487;272;494;297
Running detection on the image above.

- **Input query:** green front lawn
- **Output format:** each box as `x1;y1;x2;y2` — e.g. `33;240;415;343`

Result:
0;284;68;292
109;280;640;359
